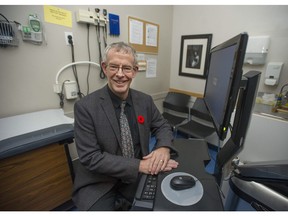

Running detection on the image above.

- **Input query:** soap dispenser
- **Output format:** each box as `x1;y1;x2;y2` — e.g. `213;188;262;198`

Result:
264;62;283;86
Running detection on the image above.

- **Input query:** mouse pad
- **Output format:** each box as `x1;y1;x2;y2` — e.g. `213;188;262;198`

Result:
161;172;204;206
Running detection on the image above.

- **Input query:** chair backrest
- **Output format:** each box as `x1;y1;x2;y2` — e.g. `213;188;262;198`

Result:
163;92;190;113
190;98;213;122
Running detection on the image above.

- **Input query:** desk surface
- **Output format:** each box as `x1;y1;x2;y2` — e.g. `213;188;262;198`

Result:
133;138;224;211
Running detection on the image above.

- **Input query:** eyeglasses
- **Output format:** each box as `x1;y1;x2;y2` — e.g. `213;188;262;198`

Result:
107;64;135;74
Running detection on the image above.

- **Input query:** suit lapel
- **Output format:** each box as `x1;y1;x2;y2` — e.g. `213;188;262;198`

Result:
99;86;121;145
131;90;146;153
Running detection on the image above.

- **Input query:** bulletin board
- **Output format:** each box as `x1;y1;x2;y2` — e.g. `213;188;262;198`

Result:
128;16;159;54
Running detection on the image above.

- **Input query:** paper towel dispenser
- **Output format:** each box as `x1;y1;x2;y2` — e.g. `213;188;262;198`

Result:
244;36;270;65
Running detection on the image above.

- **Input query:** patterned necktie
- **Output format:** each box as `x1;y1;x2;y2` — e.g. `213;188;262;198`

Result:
119;101;134;158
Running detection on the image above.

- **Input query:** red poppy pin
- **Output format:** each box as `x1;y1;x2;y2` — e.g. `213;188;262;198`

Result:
137;115;145;124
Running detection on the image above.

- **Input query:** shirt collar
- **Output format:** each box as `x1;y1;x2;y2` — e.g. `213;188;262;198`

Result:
107;86;132;108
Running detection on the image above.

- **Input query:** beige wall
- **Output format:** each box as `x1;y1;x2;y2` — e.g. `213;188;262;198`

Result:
0;5;173;118
170;5;288;96
1;5;288;119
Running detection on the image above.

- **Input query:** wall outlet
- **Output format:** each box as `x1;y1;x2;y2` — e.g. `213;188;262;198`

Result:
64;32;73;45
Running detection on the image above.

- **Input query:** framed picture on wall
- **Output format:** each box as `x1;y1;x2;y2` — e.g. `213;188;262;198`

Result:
178;34;212;79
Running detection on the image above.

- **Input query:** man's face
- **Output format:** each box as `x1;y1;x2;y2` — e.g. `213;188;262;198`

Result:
102;49;137;100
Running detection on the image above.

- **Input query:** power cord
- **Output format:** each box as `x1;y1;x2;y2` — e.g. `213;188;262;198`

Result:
67;35;84;98
102;9;108;48
57;80;70;108
95;8;105;79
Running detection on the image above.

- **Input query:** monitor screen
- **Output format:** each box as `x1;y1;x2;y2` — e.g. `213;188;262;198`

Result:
204;33;248;141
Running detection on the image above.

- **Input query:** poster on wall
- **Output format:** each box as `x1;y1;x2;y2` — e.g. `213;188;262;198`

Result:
179;34;212;79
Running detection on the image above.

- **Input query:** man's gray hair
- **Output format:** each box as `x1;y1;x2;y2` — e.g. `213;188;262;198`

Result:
102;42;138;65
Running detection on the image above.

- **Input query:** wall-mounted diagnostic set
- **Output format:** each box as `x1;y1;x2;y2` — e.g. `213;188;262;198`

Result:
76;8;120;36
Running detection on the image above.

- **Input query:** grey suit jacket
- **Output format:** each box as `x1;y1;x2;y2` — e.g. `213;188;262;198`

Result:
72;85;175;210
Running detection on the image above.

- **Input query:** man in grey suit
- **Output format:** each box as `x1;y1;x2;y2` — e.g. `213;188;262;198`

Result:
72;42;179;210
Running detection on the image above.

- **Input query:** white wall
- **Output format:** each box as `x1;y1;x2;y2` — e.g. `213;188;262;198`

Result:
238;114;288;162
0;5;173;118
170;5;288;96
2;5;287;119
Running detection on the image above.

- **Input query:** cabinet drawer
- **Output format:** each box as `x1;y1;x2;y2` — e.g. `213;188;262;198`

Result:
0;143;73;210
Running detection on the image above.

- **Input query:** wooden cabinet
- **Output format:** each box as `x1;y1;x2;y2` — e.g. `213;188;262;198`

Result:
0;143;73;210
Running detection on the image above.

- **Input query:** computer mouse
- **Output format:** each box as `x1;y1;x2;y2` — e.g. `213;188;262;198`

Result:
170;175;196;190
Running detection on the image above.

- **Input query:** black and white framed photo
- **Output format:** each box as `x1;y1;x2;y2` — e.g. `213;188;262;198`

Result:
179;34;212;79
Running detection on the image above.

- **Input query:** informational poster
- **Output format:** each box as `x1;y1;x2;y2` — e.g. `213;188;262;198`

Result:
146;23;158;47
44;5;72;28
129;19;143;45
146;58;157;78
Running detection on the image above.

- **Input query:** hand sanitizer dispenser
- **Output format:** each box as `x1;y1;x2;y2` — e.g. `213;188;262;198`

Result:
264;62;283;86
244;36;270;65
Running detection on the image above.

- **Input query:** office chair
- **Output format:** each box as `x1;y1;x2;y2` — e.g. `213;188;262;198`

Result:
162;92;190;135
177;98;217;142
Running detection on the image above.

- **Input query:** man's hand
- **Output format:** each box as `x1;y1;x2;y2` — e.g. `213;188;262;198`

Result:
161;159;179;172
139;147;179;175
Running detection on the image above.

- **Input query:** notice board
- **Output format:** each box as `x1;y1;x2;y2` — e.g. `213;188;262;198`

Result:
128;16;159;54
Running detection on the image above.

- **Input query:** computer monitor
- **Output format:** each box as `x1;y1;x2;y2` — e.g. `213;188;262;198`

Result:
203;33;261;177
204;33;249;141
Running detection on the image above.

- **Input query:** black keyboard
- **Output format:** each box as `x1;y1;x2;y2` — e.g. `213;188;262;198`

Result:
132;174;158;210
141;175;157;200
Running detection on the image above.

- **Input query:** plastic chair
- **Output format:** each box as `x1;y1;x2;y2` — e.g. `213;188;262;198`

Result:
177;98;217;142
162;92;190;134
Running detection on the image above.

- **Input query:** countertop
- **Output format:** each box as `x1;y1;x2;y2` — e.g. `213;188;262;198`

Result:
253;103;288;121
